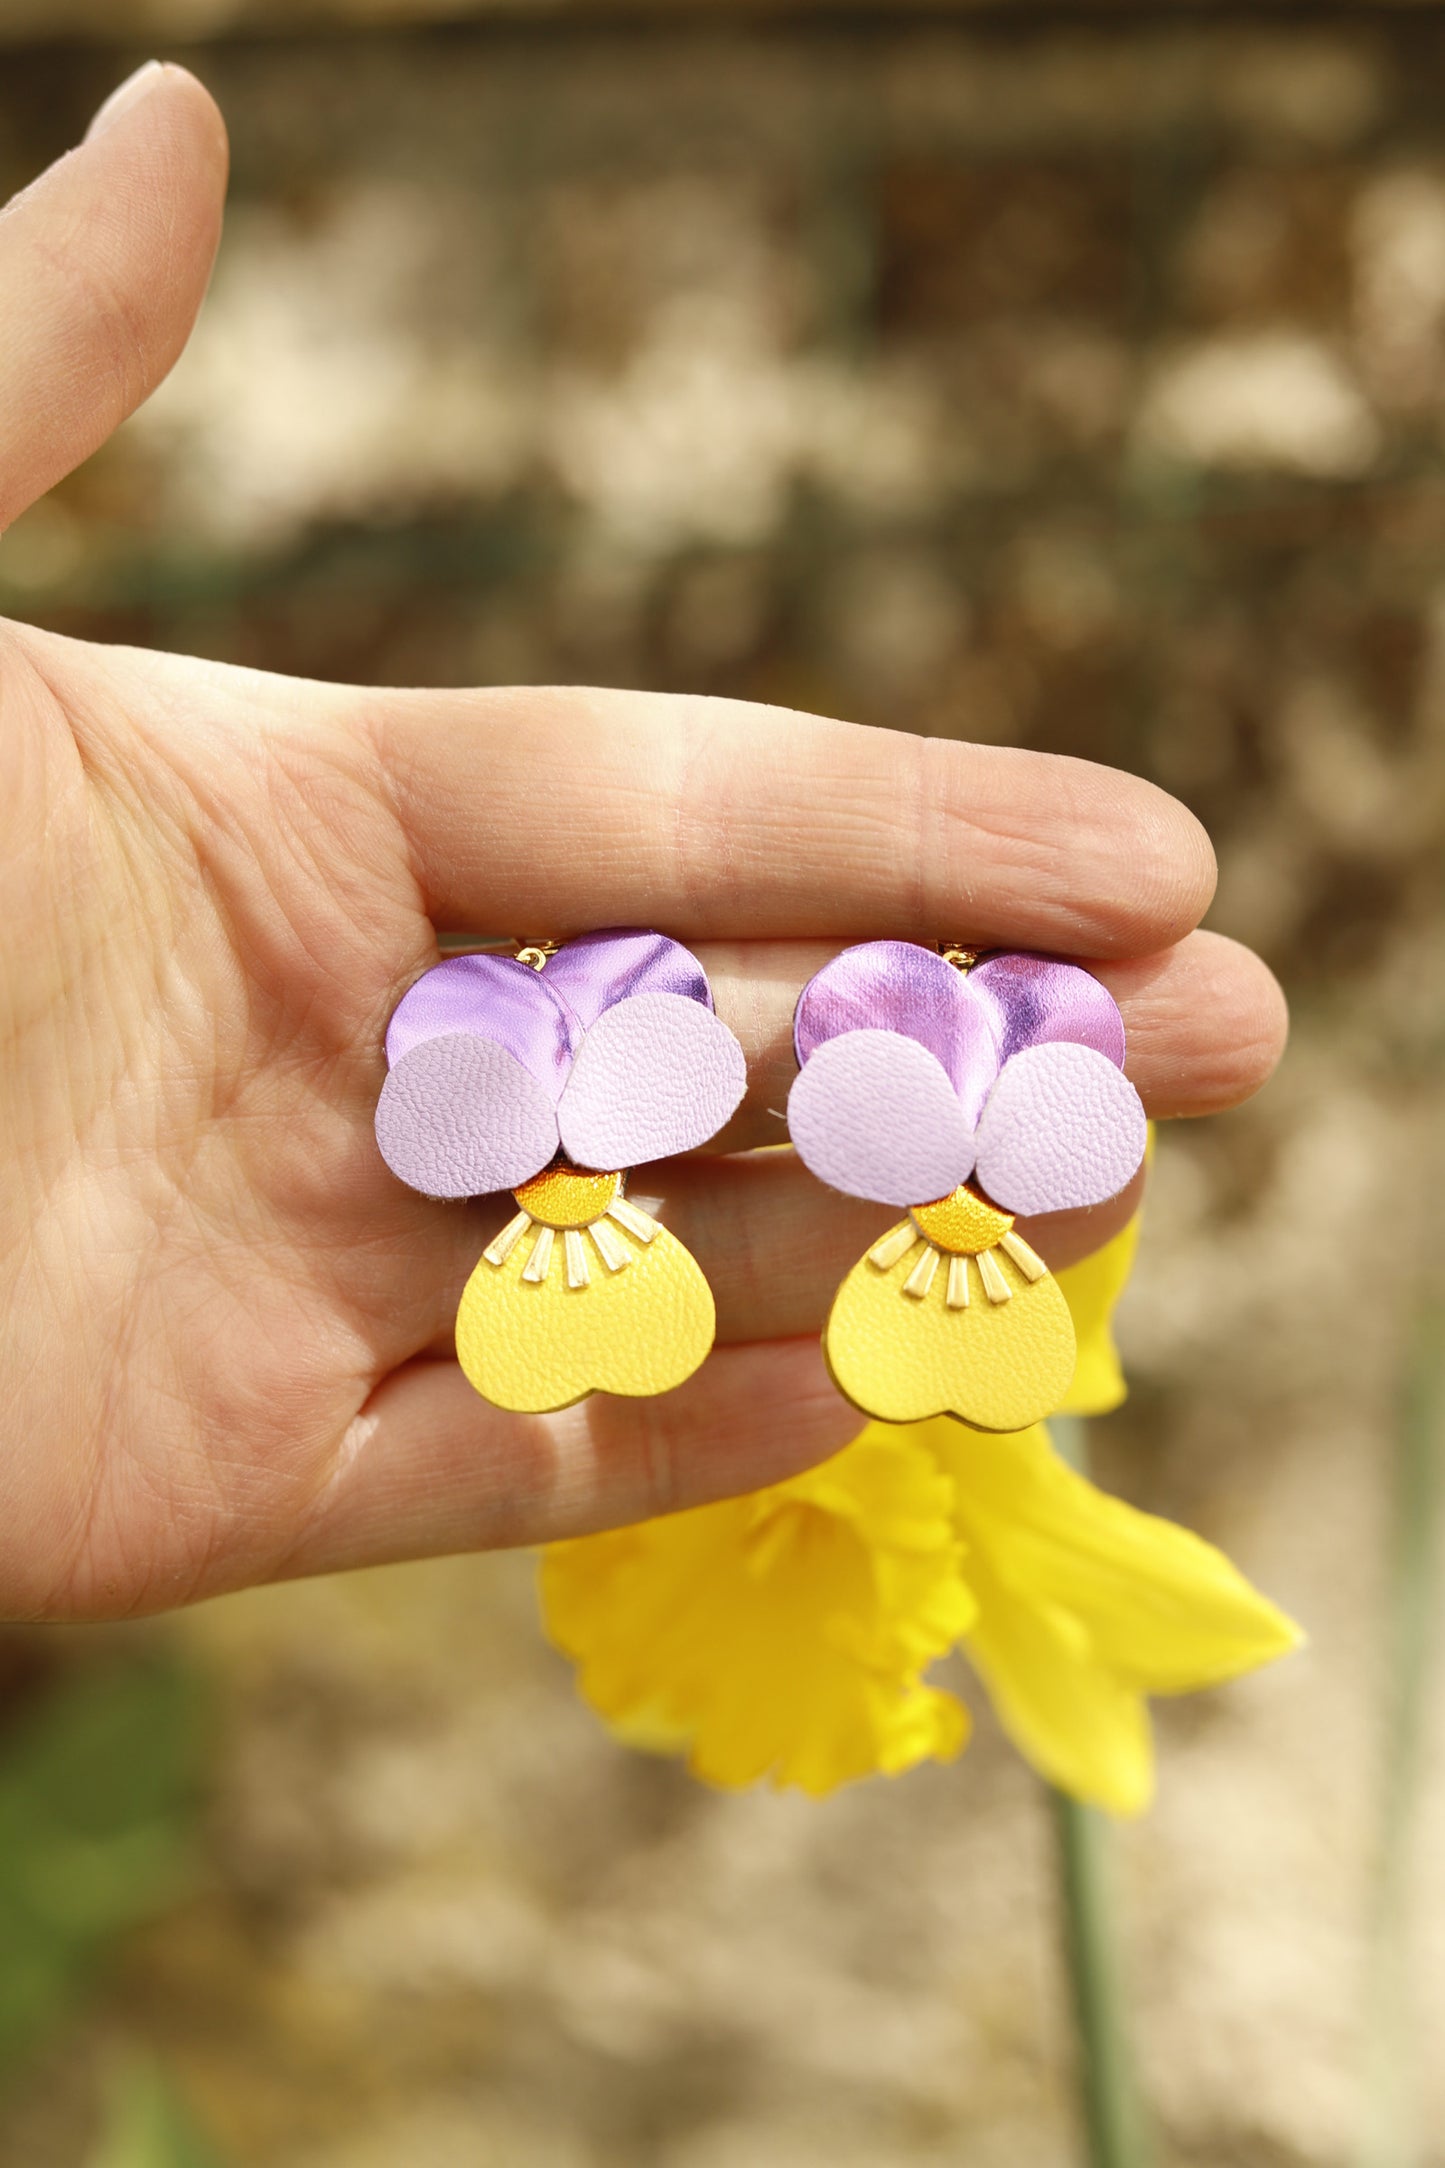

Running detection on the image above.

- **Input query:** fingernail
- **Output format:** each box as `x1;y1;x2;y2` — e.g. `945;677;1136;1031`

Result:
86;60;165;142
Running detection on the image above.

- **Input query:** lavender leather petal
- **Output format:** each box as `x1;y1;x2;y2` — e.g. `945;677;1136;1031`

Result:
376;1033;560;1198
786;1029;977;1207
973;1042;1146;1217
793;940;1002;1126
544;929;713;1028
558;993;747;1170
970;953;1126;1069
385;953;580;1100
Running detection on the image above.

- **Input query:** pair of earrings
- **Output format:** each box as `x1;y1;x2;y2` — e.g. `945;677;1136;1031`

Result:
375;929;1146;1433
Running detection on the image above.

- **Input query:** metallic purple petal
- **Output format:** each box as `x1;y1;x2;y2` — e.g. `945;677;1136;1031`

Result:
559;993;747;1169
973;1043;1146;1216
543;928;713;1028
787;1029;977;1207
376;1034;560;1198
793;941;1001;1127
970;953;1126;1069
385;953;580;1100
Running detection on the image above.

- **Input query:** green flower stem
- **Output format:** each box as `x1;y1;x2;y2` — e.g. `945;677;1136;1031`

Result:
1049;1416;1154;2168
1357;1303;1444;2168
1053;1794;1153;2168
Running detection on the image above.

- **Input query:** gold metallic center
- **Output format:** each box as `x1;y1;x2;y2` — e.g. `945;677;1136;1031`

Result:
910;1183;1015;1255
514;1166;622;1228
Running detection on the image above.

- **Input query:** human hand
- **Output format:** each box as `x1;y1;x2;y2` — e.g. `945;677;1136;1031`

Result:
0;67;1286;1619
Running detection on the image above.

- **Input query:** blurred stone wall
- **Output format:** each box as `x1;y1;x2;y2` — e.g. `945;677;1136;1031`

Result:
1;10;1443;2168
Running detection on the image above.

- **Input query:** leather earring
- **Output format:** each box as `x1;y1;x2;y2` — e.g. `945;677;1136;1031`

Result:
787;942;1147;1433
375;930;747;1413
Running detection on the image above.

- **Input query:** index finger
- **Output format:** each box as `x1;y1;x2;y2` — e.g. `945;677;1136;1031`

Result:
367;688;1216;959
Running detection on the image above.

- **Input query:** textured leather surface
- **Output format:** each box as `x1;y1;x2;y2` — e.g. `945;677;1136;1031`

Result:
558;992;747;1170
974;1042;1146;1217
455;1218;715;1411
787;1029;977;1206
793;941;1002;1125
375;1032;558;1198
825;1226;1077;1431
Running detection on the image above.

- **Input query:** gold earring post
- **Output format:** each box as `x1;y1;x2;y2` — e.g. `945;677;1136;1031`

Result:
514;937;561;972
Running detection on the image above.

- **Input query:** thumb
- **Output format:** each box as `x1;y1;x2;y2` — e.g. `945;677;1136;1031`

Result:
0;62;228;536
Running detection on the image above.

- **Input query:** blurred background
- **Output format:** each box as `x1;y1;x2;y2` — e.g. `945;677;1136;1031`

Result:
1;3;1443;2163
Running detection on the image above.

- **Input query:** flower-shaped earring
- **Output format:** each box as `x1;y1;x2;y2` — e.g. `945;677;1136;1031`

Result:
788;942;1147;1433
375;930;747;1413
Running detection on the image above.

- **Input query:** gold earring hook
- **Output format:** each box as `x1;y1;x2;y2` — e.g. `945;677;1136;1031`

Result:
513;937;560;972
937;941;978;973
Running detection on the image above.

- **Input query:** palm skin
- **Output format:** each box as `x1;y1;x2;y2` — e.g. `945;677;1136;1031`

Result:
5;629;431;1611
0;68;1288;1619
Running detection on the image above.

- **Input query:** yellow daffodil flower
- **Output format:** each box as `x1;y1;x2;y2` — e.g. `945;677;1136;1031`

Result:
1054;1209;1141;1417
926;1415;1299;1813
542;1426;974;1795
539;1212;1301;1811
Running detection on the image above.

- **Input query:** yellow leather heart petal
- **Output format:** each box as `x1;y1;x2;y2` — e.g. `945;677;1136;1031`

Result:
824;1224;1077;1433
456;1219;715;1414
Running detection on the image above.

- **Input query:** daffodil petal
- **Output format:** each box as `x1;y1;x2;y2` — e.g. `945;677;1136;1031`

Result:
1008;1477;1302;1695
962;1556;1157;1815
1054;1210;1142;1417
1054;1127;1154;1415
927;1420;1303;1697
